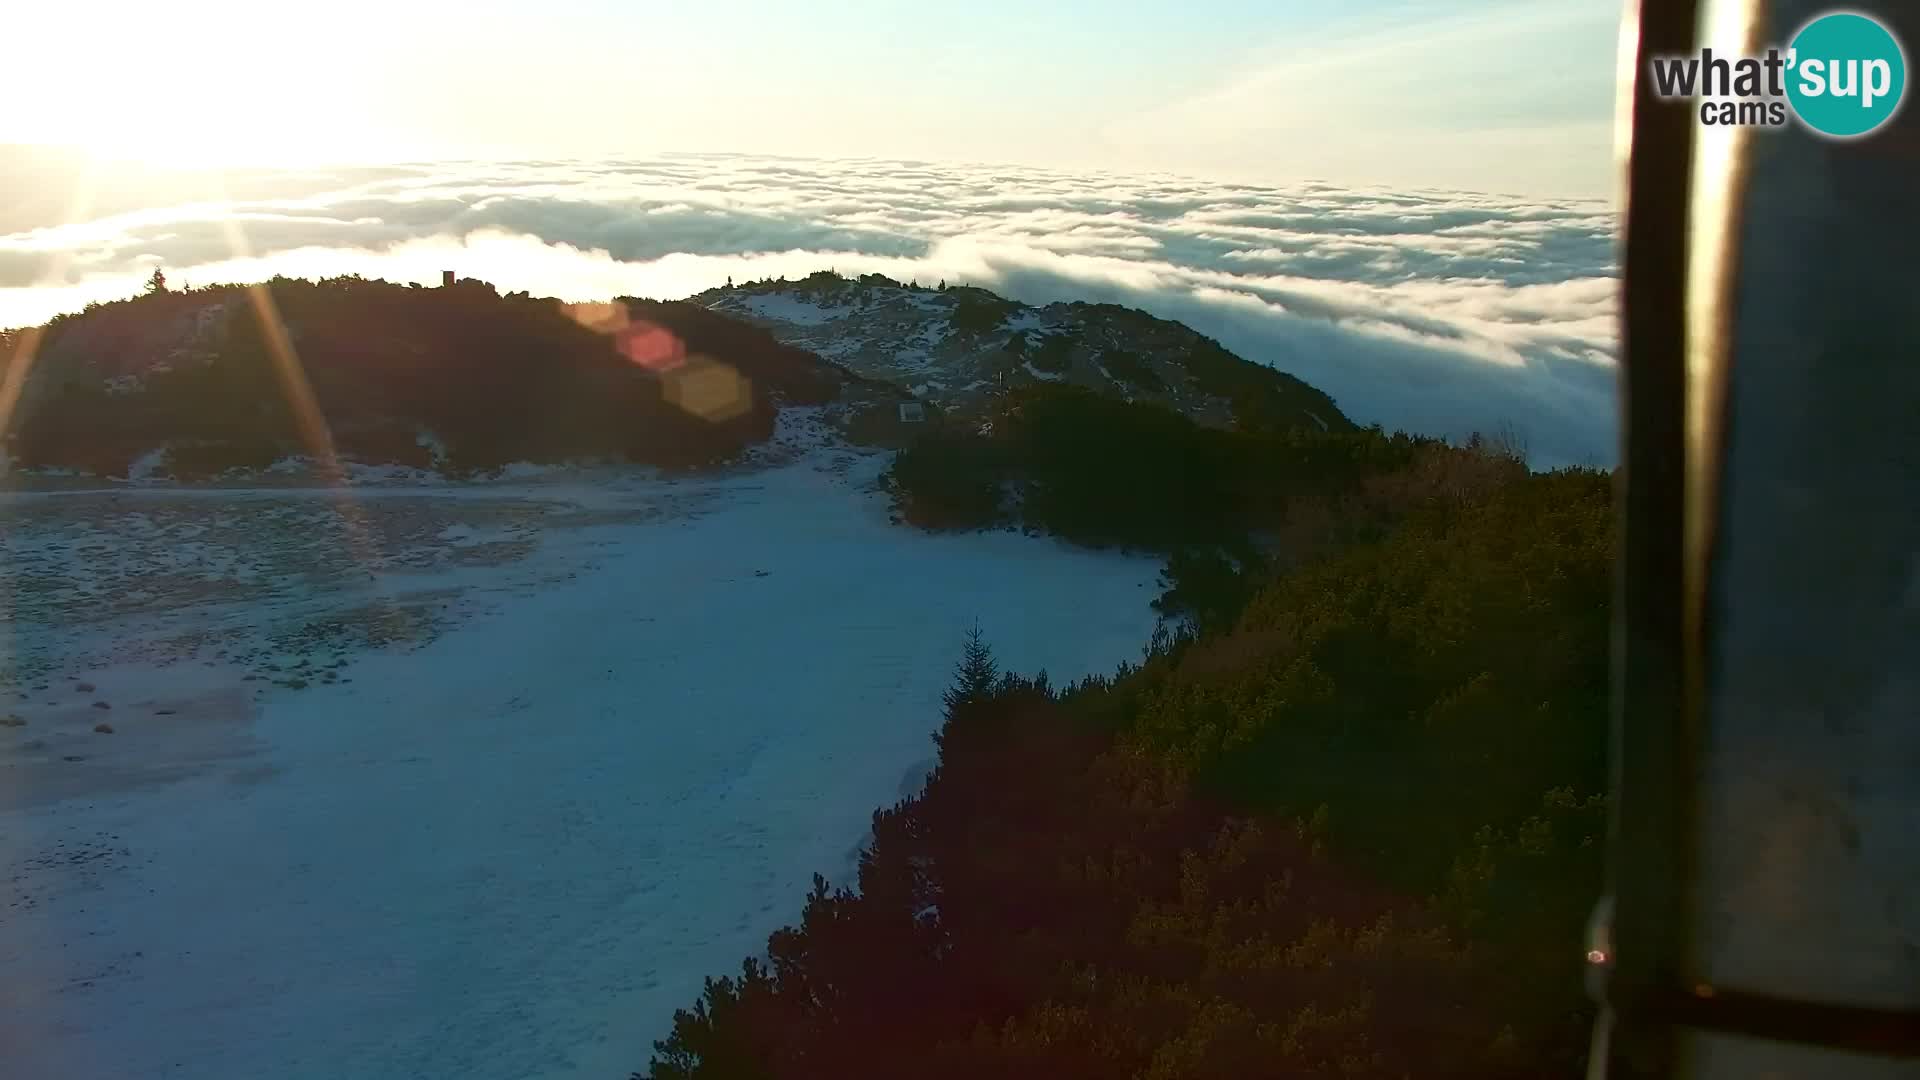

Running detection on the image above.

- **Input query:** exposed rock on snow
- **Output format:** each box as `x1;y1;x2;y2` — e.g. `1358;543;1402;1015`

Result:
699;273;1348;432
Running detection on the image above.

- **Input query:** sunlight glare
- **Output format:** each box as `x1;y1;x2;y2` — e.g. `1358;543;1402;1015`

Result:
3;5;404;169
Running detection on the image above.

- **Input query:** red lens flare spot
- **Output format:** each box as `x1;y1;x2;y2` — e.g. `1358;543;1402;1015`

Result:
618;321;687;372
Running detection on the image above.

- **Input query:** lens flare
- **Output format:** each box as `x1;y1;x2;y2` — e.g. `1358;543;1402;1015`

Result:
563;301;629;336
618;322;690;372
664;356;753;423
561;303;692;374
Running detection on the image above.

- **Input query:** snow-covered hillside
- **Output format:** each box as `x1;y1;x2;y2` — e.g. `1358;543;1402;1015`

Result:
696;273;1351;432
0;417;1163;1080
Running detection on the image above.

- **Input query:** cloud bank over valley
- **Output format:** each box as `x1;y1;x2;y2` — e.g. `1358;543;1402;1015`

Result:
1;152;1620;467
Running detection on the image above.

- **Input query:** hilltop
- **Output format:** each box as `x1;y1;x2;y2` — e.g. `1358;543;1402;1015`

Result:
695;271;1354;435
0;275;878;481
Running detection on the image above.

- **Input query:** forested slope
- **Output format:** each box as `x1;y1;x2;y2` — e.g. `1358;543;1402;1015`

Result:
646;426;1615;1078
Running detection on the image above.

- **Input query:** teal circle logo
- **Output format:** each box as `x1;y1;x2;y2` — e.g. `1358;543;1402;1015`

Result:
1786;12;1907;138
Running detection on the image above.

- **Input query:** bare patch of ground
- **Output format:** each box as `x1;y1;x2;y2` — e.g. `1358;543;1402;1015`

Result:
0;674;261;812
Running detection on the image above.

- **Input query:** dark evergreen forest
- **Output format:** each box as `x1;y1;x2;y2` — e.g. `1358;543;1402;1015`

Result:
648;393;1614;1078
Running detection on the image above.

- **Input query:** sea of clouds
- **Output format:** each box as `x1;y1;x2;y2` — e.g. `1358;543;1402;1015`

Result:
1;151;1620;467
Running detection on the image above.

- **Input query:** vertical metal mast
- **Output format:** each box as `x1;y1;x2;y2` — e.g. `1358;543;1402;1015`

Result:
1598;1;1920;1076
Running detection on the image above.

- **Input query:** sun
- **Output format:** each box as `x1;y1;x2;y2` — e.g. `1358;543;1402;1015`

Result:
2;4;410;171
20;75;407;172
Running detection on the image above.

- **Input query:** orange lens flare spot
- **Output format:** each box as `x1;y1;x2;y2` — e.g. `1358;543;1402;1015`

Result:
564;301;630;335
664;356;752;423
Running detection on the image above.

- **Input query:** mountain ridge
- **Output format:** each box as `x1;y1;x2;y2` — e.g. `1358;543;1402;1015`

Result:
1;272;1351;482
695;270;1354;435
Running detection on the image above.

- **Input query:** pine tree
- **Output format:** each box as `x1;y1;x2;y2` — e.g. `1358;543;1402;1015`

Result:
941;623;998;720
145;267;168;295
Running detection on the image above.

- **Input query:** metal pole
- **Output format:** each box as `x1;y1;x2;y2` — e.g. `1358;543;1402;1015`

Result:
1594;0;1703;1074
1599;0;1920;1075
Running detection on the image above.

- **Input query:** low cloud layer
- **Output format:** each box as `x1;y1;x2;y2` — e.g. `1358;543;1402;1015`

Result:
0;152;1620;467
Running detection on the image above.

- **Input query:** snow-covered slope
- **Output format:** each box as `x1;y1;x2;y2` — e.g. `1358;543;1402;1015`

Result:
0;417;1162;1080
697;272;1352;432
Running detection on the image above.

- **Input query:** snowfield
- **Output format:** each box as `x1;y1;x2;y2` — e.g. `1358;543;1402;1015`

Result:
0;419;1163;1080
736;293;853;326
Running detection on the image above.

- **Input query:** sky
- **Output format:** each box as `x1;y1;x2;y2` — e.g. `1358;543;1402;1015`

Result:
3;0;1624;196
0;2;1625;466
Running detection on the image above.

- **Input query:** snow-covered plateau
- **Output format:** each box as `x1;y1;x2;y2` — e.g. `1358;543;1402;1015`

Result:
0;414;1162;1080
